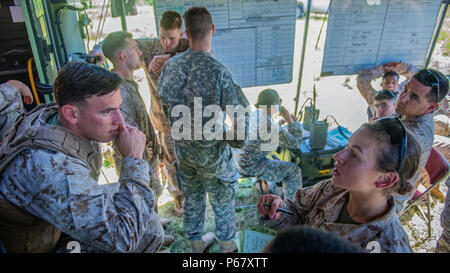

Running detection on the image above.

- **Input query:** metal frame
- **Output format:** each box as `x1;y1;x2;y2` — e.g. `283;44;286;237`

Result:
294;0;448;115
294;0;312;117
425;0;449;68
402;157;450;238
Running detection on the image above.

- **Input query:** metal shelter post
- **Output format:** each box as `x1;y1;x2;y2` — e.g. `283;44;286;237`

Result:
425;0;448;68
119;0;127;31
294;0;312;118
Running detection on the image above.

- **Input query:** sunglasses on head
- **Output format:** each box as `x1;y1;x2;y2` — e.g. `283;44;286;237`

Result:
376;116;407;172
416;69;440;103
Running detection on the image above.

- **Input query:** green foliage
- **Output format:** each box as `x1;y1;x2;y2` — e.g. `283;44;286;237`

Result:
144;0;153;6
103;158;113;168
102;149;115;169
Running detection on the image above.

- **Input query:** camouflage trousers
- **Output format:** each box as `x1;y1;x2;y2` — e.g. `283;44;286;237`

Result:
240;158;302;200
177;164;237;241
436;188;450;253
159;132;183;198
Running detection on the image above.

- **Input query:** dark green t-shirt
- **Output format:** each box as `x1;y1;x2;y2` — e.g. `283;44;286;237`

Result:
336;200;362;225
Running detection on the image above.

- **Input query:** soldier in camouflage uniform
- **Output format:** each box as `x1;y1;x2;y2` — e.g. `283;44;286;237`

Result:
140;11;189;216
101;31;162;200
258;119;422;253
158;7;249;253
92;11;189;215
371;90;397;120
357;62;450;138
0;62;164;253
0;80;34;139
102;31;177;233
234;89;302;200
394;69;449;213
356;61;417;120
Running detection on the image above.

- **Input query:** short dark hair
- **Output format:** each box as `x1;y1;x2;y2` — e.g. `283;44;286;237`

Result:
53;61;122;106
183;7;212;41
383;71;399;81
362;120;421;195
374;90;397;101
102;31;133;61
265;226;365;253
160;10;182;30
413;68;449;103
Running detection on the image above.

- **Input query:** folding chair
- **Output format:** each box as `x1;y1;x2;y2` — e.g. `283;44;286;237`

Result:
402;147;450;237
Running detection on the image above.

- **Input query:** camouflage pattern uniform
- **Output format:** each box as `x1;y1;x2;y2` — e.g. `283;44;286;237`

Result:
260;179;412;253
0;103;164;252
436;177;450;253
0;83;24;139
234;110;302;199
356;63;417;118
138;38;189;75
137;37;189;201
158;48;249;241
395;113;435;213
113;79;162;197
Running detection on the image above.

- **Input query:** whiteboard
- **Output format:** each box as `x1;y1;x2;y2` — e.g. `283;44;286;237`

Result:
321;0;442;76
153;0;297;87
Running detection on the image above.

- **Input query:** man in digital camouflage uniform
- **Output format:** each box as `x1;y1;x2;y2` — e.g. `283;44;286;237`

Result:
102;31;176;236
234;88;303;200
0;80;34;139
370;90;397;120
92;11;188;215
356;61;417;120
0;62;164;253
158;7;249;253
140;11;189;216
357;61;450;146
394;68;449;213
102;31;161;201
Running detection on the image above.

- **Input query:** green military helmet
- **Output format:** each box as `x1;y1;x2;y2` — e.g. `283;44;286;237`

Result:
255;88;281;108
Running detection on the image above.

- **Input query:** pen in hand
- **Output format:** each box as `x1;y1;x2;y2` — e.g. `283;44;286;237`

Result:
264;203;294;215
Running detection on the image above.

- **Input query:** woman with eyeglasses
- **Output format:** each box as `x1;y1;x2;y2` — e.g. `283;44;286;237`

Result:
257;117;421;253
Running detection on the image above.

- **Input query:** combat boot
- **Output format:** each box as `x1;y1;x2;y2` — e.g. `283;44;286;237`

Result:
219;240;238;253
173;195;184;216
190;232;215;253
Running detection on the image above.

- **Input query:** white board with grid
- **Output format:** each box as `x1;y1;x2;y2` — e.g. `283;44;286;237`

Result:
153;0;297;87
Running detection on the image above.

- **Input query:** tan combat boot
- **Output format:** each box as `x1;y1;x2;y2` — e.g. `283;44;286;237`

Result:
190;232;215;253
219;240;238;253
173;195;184;216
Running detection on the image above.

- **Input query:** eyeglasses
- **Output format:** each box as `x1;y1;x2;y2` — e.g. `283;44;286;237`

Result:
376;116;407;172
425;68;440;102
